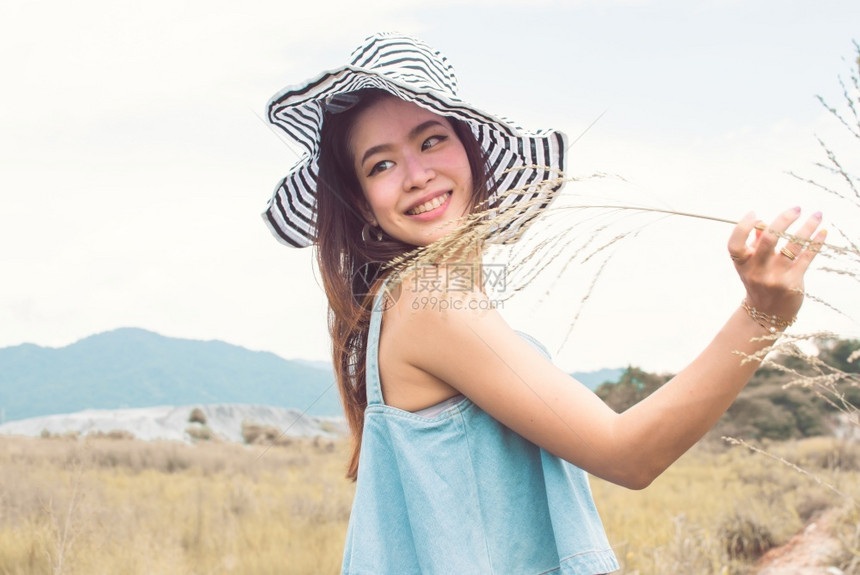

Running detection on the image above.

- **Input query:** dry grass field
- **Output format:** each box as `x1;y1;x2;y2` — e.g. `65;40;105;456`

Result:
1;434;857;574
591;437;859;574
0;435;355;575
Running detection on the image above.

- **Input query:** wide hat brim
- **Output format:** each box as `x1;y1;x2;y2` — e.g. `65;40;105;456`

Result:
263;34;568;248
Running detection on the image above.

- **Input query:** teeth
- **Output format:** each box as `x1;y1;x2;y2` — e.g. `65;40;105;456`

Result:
408;192;449;215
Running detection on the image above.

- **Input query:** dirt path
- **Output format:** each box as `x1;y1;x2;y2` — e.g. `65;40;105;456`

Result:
754;508;845;575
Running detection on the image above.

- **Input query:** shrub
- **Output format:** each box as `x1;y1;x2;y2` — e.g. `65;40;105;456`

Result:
719;511;775;561
794;493;834;522
88;430;135;440
186;425;215;442
241;422;292;447
188;407;207;425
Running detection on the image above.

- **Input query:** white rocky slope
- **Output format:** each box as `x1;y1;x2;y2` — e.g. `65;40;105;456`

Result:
0;404;346;443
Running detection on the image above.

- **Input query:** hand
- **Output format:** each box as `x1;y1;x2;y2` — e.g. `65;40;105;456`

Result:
727;207;825;323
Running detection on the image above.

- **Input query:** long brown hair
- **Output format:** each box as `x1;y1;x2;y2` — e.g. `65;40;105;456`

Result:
314;89;492;479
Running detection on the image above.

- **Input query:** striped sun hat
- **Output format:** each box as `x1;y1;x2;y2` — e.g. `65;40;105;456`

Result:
264;32;568;248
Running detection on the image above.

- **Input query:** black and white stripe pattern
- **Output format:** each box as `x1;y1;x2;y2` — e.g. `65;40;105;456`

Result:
264;32;568;248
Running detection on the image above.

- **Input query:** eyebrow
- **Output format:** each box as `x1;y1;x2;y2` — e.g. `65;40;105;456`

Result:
358;120;447;167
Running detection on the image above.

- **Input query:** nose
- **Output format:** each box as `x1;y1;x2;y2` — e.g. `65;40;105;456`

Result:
402;151;435;191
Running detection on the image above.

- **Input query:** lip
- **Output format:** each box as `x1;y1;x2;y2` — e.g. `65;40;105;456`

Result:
405;191;452;221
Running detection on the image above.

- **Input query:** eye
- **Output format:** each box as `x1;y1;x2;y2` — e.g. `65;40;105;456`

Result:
367;160;394;176
422;134;448;151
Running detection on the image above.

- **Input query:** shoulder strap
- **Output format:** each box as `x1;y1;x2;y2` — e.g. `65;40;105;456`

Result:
364;281;389;406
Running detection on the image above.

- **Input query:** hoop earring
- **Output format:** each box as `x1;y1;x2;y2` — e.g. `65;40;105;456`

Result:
361;223;383;243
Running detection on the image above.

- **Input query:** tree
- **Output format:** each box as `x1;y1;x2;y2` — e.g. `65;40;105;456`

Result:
595;366;671;413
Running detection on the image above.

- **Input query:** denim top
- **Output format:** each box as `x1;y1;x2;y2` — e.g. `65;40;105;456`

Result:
341;289;620;575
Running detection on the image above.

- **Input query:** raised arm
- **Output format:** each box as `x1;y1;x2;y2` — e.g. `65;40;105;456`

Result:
616;207;824;484
389;207;824;489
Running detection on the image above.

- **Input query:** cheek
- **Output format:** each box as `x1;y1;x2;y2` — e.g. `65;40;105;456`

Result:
361;182;396;219
358;182;382;222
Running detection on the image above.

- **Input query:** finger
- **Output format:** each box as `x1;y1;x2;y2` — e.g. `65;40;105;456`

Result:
753;206;801;261
780;211;823;262
727;211;756;264
794;228;827;271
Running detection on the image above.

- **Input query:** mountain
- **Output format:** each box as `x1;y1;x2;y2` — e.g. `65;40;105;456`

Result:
0;328;341;422
0;327;624;424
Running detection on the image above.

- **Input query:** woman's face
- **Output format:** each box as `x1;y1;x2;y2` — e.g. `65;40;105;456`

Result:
349;95;473;247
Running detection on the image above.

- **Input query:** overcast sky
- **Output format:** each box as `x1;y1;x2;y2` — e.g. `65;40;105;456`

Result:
2;0;859;373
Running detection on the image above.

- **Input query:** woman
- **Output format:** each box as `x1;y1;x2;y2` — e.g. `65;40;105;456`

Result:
263;33;824;574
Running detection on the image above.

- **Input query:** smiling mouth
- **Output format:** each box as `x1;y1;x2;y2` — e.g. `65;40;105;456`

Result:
406;192;452;216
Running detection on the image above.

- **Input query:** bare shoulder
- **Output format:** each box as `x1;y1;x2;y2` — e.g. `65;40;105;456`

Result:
382;264;497;341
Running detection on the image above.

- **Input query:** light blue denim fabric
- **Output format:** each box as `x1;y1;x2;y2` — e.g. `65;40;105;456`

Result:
341;289;620;575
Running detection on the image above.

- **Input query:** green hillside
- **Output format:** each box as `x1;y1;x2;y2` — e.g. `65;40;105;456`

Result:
0;328;341;421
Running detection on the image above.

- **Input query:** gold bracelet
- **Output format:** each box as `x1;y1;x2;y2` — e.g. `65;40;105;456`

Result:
741;300;796;334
